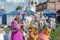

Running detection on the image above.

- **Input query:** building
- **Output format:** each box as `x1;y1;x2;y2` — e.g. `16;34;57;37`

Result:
36;2;47;12
47;0;60;12
36;0;60;13
28;0;38;12
36;2;47;15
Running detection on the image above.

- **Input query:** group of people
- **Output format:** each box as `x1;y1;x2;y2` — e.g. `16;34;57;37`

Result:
0;12;56;40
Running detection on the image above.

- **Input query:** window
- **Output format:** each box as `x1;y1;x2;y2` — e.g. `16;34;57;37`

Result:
35;2;37;4
31;2;33;5
58;0;60;2
49;0;56;2
47;3;55;9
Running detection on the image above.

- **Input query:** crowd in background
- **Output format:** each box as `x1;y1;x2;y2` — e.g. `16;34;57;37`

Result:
0;12;57;40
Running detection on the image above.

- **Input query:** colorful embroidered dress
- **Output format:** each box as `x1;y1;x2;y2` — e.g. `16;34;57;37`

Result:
10;21;24;40
29;20;40;40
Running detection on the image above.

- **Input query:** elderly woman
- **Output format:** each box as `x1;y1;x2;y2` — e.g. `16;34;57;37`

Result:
10;16;24;40
29;14;41;40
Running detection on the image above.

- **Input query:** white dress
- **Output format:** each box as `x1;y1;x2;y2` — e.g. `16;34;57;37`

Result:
24;16;33;40
0;28;5;40
25;16;33;27
50;18;56;29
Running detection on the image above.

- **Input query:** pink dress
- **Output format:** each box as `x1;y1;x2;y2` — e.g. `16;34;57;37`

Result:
10;21;24;40
38;32;49;40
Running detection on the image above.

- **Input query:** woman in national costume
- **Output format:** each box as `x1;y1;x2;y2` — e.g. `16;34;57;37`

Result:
29;14;41;40
10;16;24;40
38;22;51;40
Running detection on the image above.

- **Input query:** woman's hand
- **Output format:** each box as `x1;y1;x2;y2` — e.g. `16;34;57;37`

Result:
18;23;24;32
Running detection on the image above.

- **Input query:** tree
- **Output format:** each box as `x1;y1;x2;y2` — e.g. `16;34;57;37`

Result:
16;6;22;11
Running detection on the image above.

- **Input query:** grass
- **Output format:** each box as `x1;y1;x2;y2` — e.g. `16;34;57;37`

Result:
4;27;10;33
0;24;9;34
51;25;60;40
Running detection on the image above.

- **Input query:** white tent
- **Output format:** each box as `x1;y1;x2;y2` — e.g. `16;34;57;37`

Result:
7;10;18;25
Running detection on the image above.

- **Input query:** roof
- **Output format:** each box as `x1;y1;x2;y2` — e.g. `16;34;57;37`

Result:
24;10;35;15
42;9;56;15
0;11;6;15
38;2;47;6
7;10;35;15
7;10;18;15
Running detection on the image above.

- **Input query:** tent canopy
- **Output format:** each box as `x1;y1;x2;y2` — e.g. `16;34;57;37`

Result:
42;9;56;21
7;10;25;21
24;10;35;15
42;9;56;15
7;10;18;15
0;11;6;15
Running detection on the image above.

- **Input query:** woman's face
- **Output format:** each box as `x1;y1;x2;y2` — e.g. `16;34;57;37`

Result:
34;16;39;21
14;20;18;24
17;16;22;22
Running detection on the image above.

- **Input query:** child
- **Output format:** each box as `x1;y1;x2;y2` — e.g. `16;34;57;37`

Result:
0;27;5;40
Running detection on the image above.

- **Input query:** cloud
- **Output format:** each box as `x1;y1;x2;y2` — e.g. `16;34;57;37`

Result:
0;1;6;4
0;1;6;7
6;0;25;3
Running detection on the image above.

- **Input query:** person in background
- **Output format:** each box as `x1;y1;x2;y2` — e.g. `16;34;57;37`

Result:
38;21;51;40
29;14;41;40
56;15;60;24
50;16;56;30
24;12;33;27
10;15;24;40
56;10;60;24
41;15;47;30
24;12;33;40
0;27;5;40
43;15;48;23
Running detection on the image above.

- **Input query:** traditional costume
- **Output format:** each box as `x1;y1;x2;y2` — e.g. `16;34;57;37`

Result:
38;22;51;40
29;20;40;40
10;21;24;40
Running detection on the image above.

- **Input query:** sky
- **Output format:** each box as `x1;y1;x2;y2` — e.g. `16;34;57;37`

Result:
0;0;47;13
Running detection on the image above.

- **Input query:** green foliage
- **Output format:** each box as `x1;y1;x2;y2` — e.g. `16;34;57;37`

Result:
4;27;9;34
